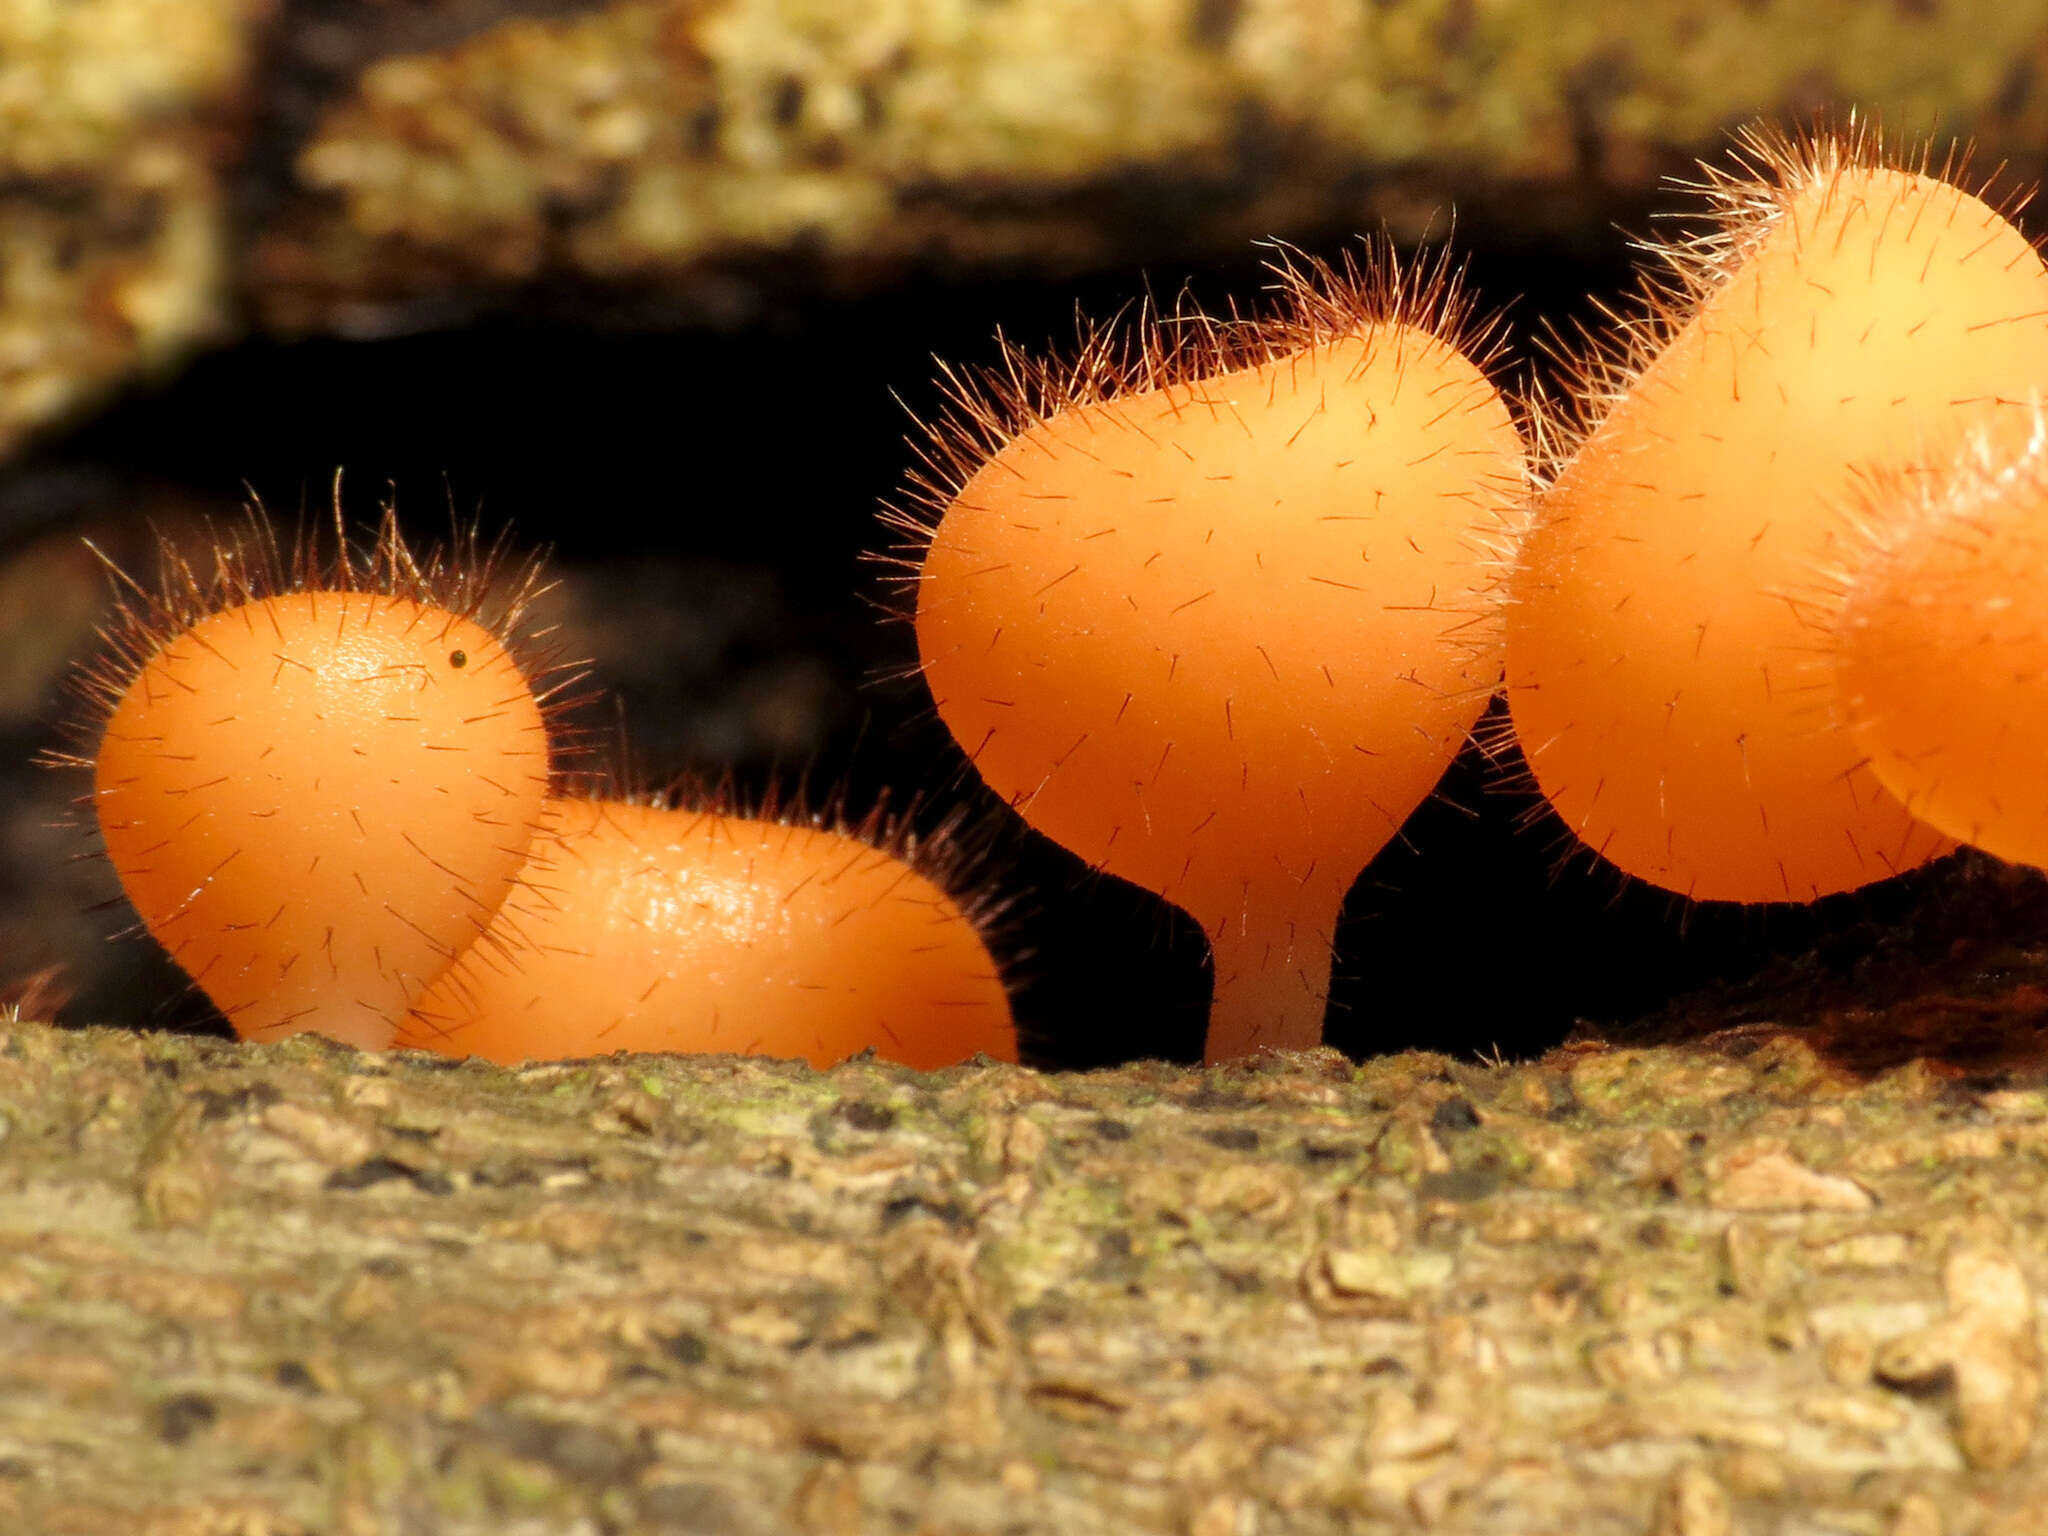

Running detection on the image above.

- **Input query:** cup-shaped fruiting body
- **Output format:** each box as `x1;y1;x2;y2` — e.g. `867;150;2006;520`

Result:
902;251;1526;1062
76;512;564;1048
1829;420;2048;870
397;796;1016;1070
1506;126;2048;902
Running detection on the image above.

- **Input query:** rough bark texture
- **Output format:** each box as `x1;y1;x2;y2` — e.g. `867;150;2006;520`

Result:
0;0;257;461
249;0;2048;334
20;0;2048;452
2;1011;2044;1535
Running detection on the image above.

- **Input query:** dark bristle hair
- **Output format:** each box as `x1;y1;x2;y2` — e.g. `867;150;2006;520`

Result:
39;481;595;778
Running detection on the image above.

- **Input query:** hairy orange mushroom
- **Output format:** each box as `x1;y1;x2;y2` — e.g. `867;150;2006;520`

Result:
900;250;1526;1062
1829;420;2048;871
397;795;1016;1069
1507;125;2048;902
68;511;568;1048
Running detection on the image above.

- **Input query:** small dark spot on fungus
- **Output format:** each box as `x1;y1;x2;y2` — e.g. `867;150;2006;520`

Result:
838;1100;896;1132
1636;1219;1670;1248
1430;1097;1481;1132
1202;1125;1260;1152
447;648;466;669
1299;1141;1352;1164
157;1393;218;1445
1090;1116;1133;1141
273;1360;317;1392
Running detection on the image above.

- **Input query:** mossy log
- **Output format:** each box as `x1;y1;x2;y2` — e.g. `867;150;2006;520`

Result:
2;1014;2043;1534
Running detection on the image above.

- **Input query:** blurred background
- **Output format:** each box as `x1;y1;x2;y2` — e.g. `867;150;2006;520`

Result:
8;0;2048;1067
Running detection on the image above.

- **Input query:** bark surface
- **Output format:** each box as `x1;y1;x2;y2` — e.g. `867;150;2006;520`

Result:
2;1005;2045;1535
18;0;2048;453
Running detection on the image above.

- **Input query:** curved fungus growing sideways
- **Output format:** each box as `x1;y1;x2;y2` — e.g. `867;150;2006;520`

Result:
395;796;1017;1070
899;250;1528;1063
59;511;573;1049
1505;124;2048;903
1827;419;2048;873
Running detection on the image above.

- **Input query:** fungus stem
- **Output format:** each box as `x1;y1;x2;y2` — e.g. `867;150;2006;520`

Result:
1203;907;1337;1064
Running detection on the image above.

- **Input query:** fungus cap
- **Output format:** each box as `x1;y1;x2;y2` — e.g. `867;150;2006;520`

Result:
400;796;1017;1070
77;513;561;1048
1832;419;2048;870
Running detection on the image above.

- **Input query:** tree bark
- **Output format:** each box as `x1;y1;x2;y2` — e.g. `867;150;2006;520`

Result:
1;1010;2043;1534
20;0;2048;458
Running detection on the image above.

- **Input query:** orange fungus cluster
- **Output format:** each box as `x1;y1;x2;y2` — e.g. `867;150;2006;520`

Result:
60;121;2048;1068
71;513;1016;1068
1506;139;2048;903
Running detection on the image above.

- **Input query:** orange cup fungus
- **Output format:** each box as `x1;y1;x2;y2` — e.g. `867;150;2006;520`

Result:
1828;420;2048;871
1506;126;2048;902
73;512;566;1048
901;251;1527;1062
396;795;1016;1070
